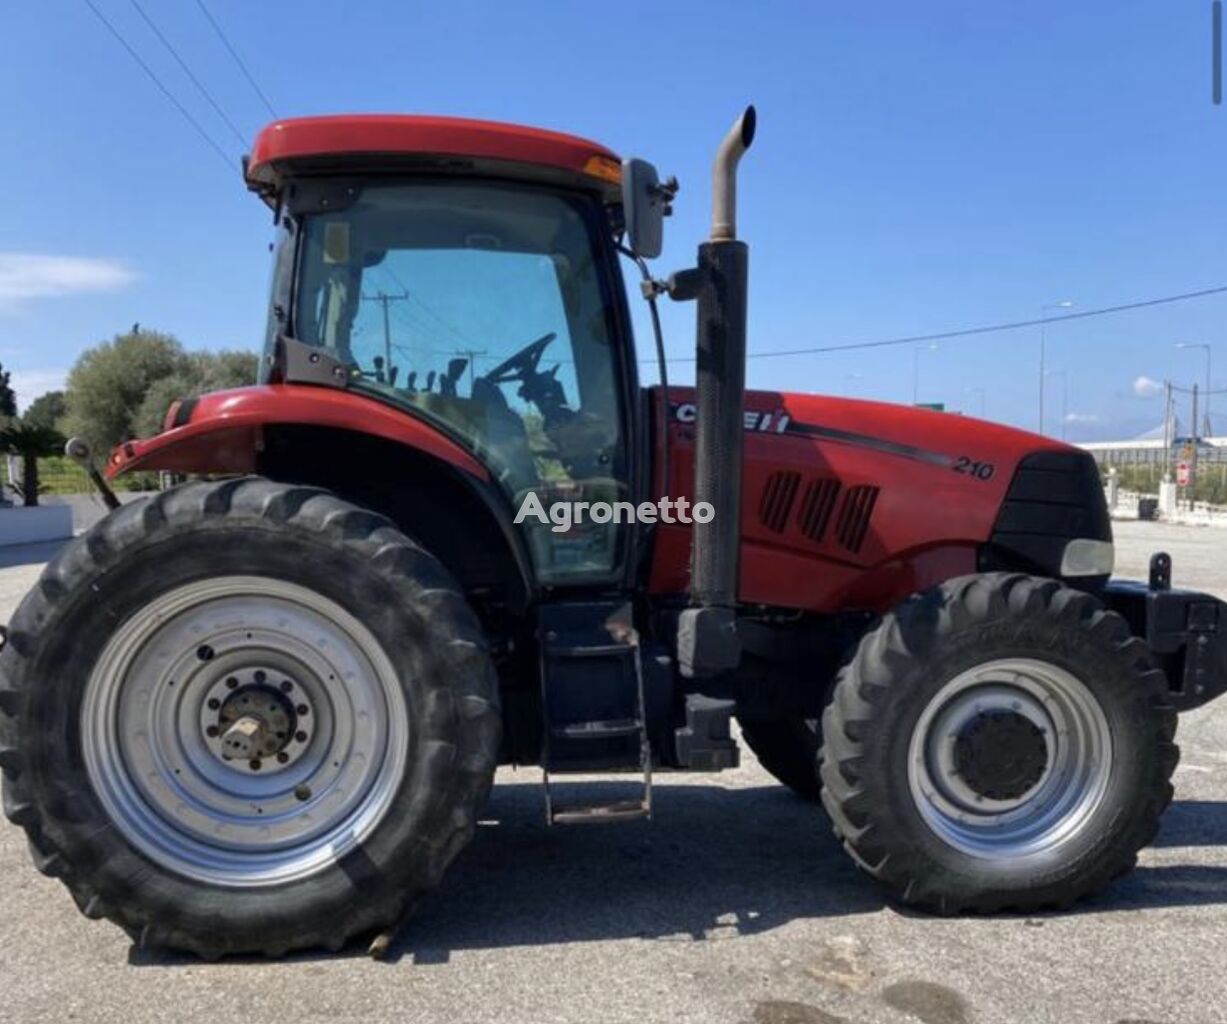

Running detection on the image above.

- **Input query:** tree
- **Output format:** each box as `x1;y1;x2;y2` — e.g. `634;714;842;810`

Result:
62;330;186;455
62;330;261;455
23;391;66;433
0;362;16;420
133;350;259;438
2;422;65;507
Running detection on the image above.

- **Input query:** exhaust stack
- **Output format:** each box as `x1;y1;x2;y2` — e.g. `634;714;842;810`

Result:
677;106;756;679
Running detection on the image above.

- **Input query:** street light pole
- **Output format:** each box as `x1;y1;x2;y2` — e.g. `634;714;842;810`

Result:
1039;301;1074;434
913;343;938;405
1176;342;1213;435
1046;369;1069;440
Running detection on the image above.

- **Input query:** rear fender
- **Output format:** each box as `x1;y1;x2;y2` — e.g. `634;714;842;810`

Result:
105;384;490;482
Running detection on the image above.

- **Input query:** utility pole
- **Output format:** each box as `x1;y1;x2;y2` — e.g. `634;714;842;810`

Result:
1176;342;1213;435
450;347;489;393
1192;382;1201;506
1162;380;1173;480
361;290;410;382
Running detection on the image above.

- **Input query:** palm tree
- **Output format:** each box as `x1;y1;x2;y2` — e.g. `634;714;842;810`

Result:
1;422;65;507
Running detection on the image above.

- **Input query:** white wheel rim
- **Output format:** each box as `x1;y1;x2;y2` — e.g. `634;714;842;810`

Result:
906;657;1113;860
81;576;409;886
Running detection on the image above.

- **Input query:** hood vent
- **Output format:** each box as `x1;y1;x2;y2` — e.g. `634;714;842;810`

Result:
758;471;801;533
797;478;842;543
835;485;880;554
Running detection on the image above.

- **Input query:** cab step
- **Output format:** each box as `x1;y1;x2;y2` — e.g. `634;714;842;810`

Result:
538;600;652;825
550;799;651;825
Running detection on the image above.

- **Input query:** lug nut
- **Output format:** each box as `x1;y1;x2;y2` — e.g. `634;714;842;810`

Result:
249;759;262;771
295;731;308;743
296;704;309;716
280;680;293;693
254;670;266;683
206;725;219;738
277;752;289;764
226;677;238;689
207;698;220;710
196;645;214;661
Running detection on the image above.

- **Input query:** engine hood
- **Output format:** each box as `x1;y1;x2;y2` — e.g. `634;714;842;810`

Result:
654;387;1090;613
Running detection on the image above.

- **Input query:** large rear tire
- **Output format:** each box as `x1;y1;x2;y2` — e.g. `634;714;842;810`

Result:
0;477;500;957
738;717;822;800
820;573;1178;913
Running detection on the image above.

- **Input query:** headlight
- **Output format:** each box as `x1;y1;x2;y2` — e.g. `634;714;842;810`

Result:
1060;538;1115;577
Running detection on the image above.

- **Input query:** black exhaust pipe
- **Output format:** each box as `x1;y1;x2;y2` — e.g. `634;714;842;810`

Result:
677;106;756;679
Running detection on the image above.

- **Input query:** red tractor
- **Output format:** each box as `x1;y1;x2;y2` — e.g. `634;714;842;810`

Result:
2;108;1222;957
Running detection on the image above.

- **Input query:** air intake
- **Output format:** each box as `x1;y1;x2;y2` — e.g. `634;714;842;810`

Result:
758;471;801;533
835;485;880;554
797;478;842;543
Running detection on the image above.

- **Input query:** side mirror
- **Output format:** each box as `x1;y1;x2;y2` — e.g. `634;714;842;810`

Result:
621;158;665;259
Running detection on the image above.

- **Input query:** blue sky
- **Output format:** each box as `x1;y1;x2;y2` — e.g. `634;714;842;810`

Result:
1;1;1224;440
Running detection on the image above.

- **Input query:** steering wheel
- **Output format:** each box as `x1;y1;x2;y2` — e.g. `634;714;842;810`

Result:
482;332;557;385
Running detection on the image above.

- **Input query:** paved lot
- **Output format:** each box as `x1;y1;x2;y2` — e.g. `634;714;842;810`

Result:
1;519;1226;1024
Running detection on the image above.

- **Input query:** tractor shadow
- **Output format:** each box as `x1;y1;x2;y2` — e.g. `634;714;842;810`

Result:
126;791;1227;966
386;778;880;962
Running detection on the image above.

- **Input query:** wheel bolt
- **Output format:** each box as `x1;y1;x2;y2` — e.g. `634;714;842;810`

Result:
277;751;289;764
196;645;214;661
296;704;309;716
207;698;220;710
226;677;238;689
206;725;219;738
280;680;293;693
254;670;266;683
295;731;308;743
249;759;262;771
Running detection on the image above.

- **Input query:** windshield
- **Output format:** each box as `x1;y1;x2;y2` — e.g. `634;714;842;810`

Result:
282;180;629;582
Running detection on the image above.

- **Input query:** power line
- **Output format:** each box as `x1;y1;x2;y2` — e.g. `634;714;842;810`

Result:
192;0;278;119
128;0;249;148
81;0;234;170
649;283;1227;363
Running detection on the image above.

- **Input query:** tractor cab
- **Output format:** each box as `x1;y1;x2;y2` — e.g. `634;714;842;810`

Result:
249;116;643;585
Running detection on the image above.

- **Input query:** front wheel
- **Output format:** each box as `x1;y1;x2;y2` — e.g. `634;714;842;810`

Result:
820;573;1178;913
0;478;500;957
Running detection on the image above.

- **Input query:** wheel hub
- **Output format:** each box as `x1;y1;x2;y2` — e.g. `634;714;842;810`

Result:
953;710;1049;801
200;669;313;773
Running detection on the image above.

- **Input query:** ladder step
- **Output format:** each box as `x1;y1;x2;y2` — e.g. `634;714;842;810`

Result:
551;799;650;825
551;718;643;740
546;643;634;659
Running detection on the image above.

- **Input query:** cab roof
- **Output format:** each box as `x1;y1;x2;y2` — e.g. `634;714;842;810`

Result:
245;114;623;198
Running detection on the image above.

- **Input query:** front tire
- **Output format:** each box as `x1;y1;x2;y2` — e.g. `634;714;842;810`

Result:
0;477;500;957
820;573;1178;913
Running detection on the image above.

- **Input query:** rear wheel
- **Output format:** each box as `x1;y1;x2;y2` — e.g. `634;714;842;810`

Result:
0;477;500;957
738;717;822;800
820;573;1177;912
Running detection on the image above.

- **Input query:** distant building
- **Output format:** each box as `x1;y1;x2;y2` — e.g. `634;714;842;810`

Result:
1080;435;1227;466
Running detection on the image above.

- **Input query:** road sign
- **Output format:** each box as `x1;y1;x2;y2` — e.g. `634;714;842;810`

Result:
1177;460;1191;487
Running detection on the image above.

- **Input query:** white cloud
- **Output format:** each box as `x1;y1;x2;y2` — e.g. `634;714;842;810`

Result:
1132;375;1164;398
8;369;68;413
0;253;136;310
1064;412;1099;424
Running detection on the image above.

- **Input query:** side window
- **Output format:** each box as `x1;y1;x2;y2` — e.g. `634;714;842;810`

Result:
292;183;628;583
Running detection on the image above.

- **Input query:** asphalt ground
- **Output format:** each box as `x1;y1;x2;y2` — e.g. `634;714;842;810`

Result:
1;517;1225;1024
